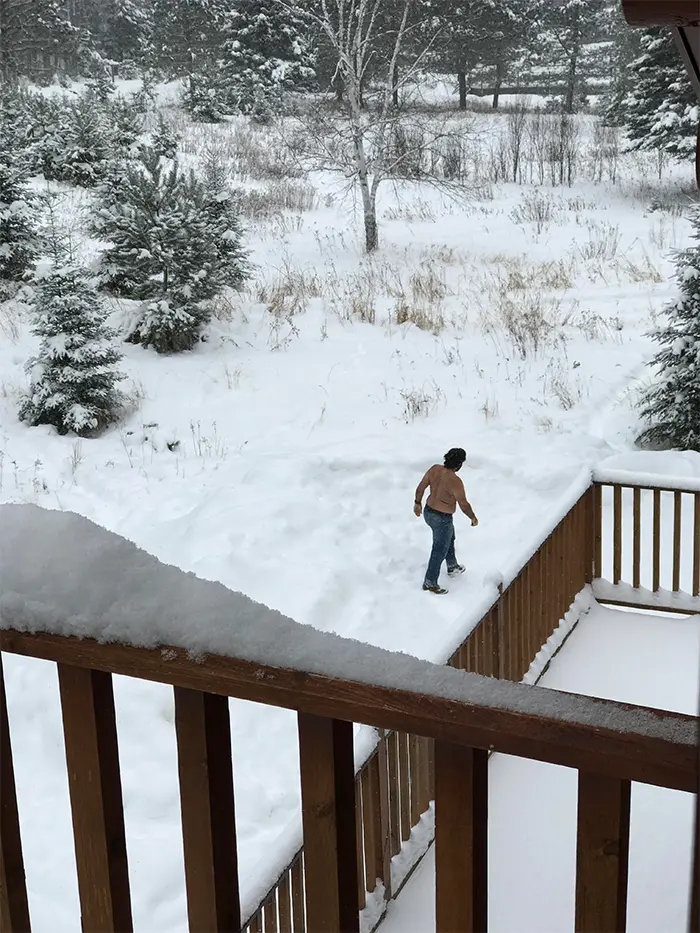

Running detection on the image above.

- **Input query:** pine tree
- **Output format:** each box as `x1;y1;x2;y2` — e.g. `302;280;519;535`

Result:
638;211;700;452
601;4;643;126
220;0;316;114
92;146;249;353
58;95;114;187
0;156;37;286
19;263;125;436
0;0;81;82
150;0;227;77
201;147;250;293
529;0;609;113
151;114;180;159
622;29;698;160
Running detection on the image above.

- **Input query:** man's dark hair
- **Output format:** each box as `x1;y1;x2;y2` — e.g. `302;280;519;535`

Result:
444;447;466;470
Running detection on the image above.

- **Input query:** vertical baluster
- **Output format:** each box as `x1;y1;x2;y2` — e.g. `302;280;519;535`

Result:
387;732;400;858
297;714;359;933
291;856;305;933
613;486;622;585
371;746;390;896
632;487;641;590
0;655;31;933
354;782;366;911
398;733;411;843
58;665;132;933
694;493;700;598
653;489;661;592
409;735;420;827
434;743;488;933
174;688;240;933
594;484;603;581
361;762;378;893
264;896;278;933
278;872;292;933
575;772;631;933
673;491;682;592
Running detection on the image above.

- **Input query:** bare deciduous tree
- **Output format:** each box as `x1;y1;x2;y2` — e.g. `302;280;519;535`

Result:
279;0;475;252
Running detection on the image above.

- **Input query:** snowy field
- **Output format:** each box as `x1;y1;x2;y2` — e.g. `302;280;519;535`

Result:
2;83;700;928
382;603;700;933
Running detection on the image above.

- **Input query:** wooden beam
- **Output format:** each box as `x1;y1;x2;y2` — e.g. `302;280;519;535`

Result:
0;656;31;933
174;689;240;933
57;665;132;933
622;1;700;27
672;28;700;102
435;743;488;933
297;715;359;933
575;773;631;933
1;630;697;793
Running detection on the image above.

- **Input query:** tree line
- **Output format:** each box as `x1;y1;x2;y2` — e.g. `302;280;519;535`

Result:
0;0;628;114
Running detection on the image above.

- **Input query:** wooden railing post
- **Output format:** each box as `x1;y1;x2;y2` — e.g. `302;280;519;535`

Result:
57;665;132;933
0;655;31;933
298;714;359;933
575;772;631;933
376;731;392;899
174;688;240;933
593;483;602;581
435;742;488;933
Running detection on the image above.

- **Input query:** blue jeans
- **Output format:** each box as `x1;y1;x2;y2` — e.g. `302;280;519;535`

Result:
423;506;458;587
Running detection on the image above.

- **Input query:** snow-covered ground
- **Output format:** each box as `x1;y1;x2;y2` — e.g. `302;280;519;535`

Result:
382;603;700;933
2;87;700;929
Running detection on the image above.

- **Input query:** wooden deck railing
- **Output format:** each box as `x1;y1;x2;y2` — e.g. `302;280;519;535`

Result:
238;486;597;930
593;474;700;612
0;625;697;933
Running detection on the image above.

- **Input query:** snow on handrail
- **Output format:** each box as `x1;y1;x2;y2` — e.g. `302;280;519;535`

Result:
593;467;700;494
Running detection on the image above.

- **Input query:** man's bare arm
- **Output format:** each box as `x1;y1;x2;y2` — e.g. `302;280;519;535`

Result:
457;481;478;524
415;469;431;505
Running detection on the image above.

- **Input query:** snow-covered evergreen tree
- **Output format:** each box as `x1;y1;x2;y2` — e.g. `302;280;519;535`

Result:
151;113;180;159
58;95;114;187
19;263;125;436
183;70;231;122
601;5;643;127
92;146;249;352
622;28;698;160
638;212;700;452
221;0;316;113
150;0;227;76
201;147;250;292
0;157;37;285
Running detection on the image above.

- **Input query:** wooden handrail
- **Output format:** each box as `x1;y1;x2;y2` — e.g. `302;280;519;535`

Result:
0;629;696;793
622;0;700;26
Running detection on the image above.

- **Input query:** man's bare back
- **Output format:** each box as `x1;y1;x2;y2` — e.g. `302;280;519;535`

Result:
414;464;477;520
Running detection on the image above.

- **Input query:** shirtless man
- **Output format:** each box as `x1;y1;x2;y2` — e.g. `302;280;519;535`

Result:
414;447;478;594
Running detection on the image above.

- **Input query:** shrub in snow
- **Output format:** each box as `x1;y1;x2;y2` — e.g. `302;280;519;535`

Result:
20;264;125;437
220;0;316;114
151;114;180;159
92;146;249;353
107;95;145;151
638;212;700;452
183;72;230;123
0;156;37;285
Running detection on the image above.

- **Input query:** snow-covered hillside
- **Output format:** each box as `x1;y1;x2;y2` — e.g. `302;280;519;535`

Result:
1;88;699;929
